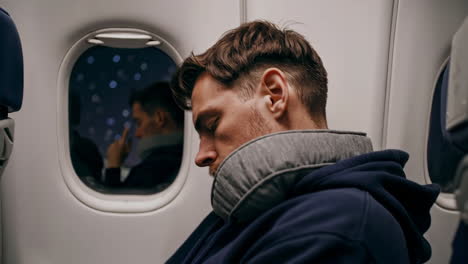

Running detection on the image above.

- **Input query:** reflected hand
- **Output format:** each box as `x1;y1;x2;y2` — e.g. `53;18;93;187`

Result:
106;127;131;168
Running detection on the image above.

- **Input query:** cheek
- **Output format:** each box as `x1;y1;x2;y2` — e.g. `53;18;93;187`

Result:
211;128;237;159
214;123;250;156
143;120;158;134
212;106;262;157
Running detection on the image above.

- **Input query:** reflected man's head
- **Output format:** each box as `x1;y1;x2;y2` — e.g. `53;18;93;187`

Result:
171;21;328;175
130;82;183;139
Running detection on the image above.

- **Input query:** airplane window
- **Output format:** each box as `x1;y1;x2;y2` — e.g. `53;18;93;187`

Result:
68;46;183;195
427;65;464;193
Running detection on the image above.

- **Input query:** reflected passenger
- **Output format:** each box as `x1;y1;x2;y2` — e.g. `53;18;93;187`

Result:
104;82;183;190
69;92;104;185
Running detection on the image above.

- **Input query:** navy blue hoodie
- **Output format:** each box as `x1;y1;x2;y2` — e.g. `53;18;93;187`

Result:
167;150;439;264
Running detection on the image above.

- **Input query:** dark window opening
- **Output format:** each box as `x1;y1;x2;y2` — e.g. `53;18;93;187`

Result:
69;46;183;194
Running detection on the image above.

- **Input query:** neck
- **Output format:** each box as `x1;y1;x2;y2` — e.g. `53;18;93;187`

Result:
158;124;182;135
282;105;327;130
288;114;328;130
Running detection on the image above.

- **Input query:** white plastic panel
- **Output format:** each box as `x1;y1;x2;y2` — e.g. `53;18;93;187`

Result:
448;16;468;131
0;0;239;263
385;0;468;263
246;0;395;150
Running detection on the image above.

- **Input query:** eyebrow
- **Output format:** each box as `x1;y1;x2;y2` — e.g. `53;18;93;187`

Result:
194;109;220;133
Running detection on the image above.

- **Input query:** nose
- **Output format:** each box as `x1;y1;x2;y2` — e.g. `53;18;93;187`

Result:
195;138;217;167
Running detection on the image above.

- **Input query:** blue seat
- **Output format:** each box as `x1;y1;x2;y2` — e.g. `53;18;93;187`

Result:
447;15;468;264
0;8;23;173
0;8;23;117
427;63;464;192
447;58;468;263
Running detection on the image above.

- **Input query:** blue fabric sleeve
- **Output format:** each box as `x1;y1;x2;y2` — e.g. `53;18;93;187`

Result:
243;232;369;264
451;221;468;264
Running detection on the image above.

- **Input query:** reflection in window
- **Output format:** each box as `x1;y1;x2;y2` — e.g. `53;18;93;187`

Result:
69;46;182;194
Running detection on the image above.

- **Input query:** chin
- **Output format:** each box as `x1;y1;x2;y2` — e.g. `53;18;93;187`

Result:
209;169;216;177
209;166;218;177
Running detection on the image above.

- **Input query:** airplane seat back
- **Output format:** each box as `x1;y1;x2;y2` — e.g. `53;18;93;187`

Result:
448;16;468;220
0;7;23;178
427;63;464;193
447;15;468;264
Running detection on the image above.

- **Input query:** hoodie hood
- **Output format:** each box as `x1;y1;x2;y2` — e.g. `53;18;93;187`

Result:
293;149;439;263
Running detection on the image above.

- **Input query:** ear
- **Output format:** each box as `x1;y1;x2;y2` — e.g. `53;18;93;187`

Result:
259;68;289;119
151;109;166;128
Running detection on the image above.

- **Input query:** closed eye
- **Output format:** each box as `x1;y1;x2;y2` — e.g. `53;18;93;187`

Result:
206;117;219;133
194;109;221;135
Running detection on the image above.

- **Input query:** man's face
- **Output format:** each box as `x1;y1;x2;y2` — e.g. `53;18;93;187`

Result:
192;73;273;176
132;102;160;139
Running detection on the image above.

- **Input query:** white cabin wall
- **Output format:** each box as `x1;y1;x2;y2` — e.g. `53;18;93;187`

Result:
1;1;238;263
385;1;468;263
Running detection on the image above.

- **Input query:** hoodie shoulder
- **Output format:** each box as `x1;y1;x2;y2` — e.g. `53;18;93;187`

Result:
269;187;409;263
274;188;374;238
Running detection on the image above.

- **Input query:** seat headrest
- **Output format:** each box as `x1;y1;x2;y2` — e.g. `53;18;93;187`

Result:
449;16;468;222
447;16;468;153
0;8;23;115
427;61;464;192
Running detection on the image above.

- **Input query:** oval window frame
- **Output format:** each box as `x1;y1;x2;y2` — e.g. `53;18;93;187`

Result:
424;57;458;211
57;28;191;213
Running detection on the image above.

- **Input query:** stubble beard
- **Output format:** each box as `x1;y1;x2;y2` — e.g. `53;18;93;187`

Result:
210;106;272;178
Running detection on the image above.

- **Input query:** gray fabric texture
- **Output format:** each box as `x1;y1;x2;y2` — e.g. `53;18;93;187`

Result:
211;130;374;222
136;132;183;160
447;16;468;131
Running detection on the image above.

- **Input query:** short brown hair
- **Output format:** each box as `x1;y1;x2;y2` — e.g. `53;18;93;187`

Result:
171;20;328;118
130;82;184;128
